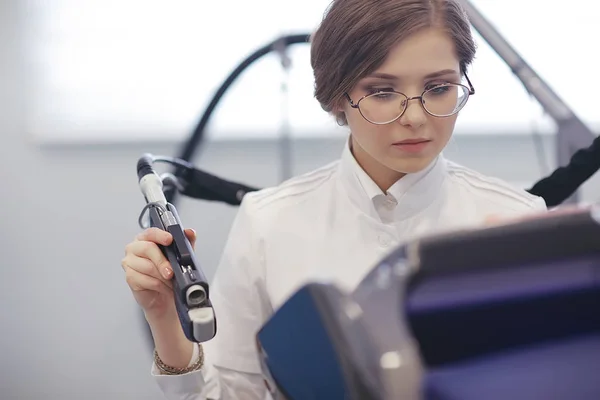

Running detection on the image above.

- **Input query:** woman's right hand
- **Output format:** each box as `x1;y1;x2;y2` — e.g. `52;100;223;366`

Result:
121;227;197;320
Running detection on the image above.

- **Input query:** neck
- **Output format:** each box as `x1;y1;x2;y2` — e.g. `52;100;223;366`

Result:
350;136;406;192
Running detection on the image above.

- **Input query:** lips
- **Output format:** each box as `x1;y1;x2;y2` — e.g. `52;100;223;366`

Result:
393;138;431;145
391;138;432;154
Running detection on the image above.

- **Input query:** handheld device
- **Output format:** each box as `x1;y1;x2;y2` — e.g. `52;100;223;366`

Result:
136;153;217;343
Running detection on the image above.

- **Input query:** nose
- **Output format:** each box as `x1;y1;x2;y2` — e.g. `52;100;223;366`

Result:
398;97;426;128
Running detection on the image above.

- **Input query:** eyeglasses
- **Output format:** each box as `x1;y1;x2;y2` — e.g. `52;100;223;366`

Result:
345;74;475;125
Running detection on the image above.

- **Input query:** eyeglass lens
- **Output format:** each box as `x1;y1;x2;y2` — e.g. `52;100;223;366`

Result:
359;84;470;124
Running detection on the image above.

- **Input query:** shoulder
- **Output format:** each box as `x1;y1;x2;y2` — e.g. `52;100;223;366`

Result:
239;160;340;223
444;159;547;212
218;161;340;278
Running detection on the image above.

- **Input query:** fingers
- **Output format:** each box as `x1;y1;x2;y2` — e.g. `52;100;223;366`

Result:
136;226;196;249
548;204;590;215
124;267;173;296
484;215;504;225
125;240;173;279
184;228;197;249
121;253;173;284
123;227;197;287
136;227;173;246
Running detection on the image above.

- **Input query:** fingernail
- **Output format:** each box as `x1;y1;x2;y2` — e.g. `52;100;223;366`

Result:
163;268;172;279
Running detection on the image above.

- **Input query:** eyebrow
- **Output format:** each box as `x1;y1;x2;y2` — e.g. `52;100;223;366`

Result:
365;69;459;81
367;72;398;80
424;69;459;79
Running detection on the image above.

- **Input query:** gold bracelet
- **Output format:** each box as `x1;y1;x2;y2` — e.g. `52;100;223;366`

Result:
154;343;204;375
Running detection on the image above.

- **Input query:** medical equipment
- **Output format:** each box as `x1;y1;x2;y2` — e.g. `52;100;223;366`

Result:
136;153;217;343
257;207;600;399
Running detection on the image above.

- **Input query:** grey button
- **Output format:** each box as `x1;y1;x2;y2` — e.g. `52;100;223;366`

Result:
378;234;392;247
384;195;397;209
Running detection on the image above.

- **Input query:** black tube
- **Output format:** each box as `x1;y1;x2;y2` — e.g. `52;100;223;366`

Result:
136;153;155;181
169;31;600;209
527;134;600;207
166;34;311;204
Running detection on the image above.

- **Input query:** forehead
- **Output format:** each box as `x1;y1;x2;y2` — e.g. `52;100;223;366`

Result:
375;28;460;79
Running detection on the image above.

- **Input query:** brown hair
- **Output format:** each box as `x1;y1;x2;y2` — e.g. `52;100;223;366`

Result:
310;0;476;125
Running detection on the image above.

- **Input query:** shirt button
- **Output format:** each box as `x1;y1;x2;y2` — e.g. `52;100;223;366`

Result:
384;195;397;209
378;234;392;247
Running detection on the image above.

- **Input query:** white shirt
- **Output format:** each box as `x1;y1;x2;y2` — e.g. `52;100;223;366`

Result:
152;140;547;399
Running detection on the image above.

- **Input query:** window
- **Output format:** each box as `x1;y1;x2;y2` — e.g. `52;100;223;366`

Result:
24;0;599;144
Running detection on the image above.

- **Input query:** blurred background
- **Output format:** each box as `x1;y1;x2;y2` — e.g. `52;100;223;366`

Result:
2;0;599;398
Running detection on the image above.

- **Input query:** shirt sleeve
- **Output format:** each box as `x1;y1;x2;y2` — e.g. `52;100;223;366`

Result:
151;363;266;400
151;194;273;399
532;195;548;211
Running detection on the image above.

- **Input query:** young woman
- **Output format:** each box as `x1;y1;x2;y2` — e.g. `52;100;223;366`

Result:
121;0;547;398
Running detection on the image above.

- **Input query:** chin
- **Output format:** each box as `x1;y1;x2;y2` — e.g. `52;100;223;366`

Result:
389;157;433;175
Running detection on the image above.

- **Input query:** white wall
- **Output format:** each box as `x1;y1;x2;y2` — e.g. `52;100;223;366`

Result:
3;2;600;399
25;0;600;144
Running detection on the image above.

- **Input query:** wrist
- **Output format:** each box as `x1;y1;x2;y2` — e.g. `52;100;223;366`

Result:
144;306;178;327
145;309;194;369
143;298;180;326
154;343;204;375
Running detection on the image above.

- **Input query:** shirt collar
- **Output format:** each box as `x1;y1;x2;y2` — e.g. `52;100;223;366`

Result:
338;136;447;221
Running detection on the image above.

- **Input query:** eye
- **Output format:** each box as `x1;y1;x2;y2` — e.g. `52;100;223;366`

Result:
425;83;451;95
364;87;397;101
366;87;395;95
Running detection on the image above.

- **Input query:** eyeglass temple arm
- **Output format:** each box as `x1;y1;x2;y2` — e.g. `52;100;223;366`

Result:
464;73;475;95
345;93;359;109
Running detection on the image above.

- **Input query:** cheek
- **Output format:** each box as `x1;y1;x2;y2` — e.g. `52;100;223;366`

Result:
430;115;457;138
347;116;394;155
346;111;384;139
345;107;372;137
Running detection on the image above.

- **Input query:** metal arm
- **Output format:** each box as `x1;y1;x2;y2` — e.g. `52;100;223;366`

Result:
460;0;595;203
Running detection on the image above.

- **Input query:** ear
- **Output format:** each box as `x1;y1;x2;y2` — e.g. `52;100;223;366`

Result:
332;94;350;126
334;110;348;126
333;95;350;114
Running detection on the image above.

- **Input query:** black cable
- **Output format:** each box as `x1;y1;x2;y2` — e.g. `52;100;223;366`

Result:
527;134;600;207
165;33;311;205
163;158;261;205
164;29;600;209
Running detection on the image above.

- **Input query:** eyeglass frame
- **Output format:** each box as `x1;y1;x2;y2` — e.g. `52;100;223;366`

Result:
344;73;476;125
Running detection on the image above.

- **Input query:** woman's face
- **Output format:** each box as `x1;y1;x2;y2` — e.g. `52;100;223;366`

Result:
342;28;464;190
